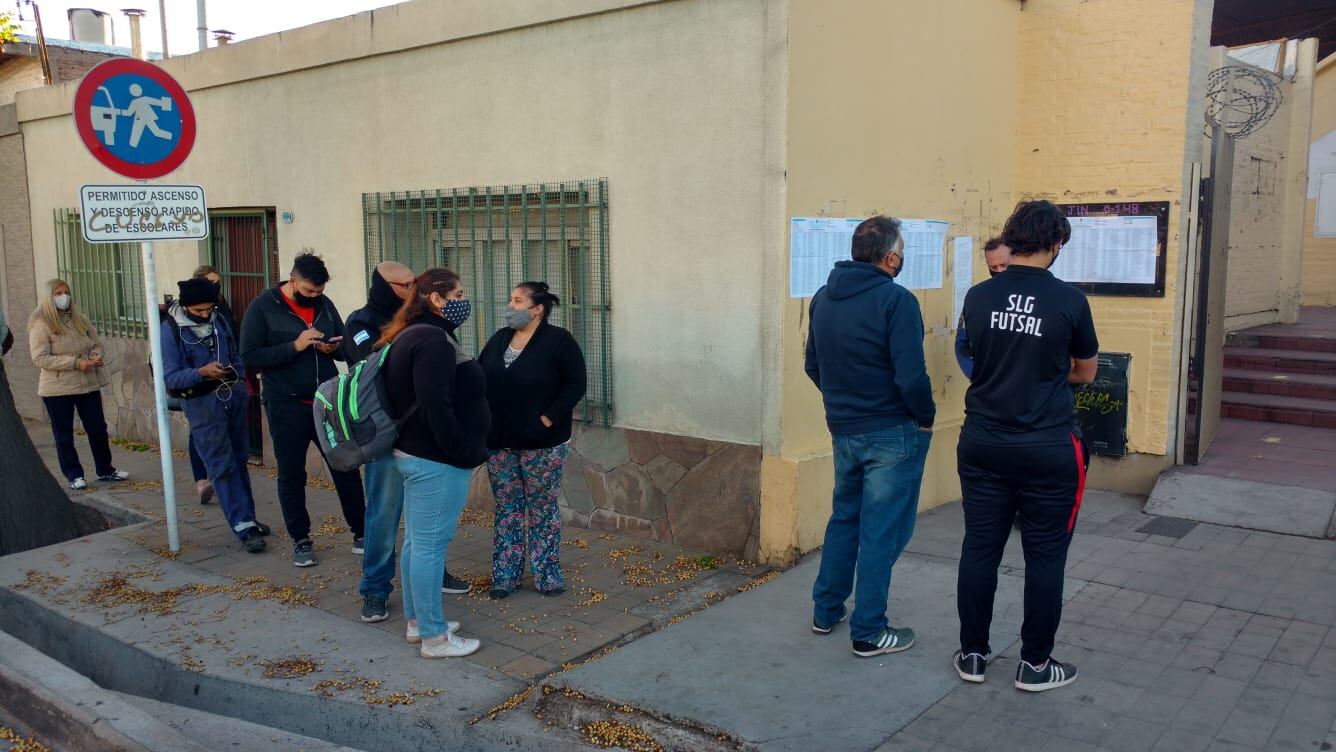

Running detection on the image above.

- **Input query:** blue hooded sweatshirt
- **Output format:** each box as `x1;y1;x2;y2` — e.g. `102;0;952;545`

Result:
804;261;935;435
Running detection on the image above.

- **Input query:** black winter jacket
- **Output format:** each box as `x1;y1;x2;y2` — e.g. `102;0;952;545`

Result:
343;269;404;364
477;322;587;450
383;317;490;469
239;286;346;403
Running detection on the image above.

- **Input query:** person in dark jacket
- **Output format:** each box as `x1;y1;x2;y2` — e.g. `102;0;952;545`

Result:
348;262;475;624
953;200;1098;692
182;265;238;506
161;278;268;553
379;268;487;659
239;252;365;568
477;282;587;599
954;238;1011;380
805;215;935;659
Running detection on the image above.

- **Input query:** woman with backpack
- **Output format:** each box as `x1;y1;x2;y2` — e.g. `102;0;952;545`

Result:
478;282;587;599
28;279;129;490
377;268;487;659
160;277;269;553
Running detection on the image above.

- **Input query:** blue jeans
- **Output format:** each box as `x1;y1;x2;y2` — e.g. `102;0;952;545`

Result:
395;452;471;641
359;455;405;599
812;420;932;643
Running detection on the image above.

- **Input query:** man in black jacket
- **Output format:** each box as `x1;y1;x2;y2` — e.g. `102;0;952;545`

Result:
346;262;473;623
240;252;365;568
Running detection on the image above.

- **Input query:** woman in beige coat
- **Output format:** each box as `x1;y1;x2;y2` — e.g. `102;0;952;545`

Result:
29;279;129;490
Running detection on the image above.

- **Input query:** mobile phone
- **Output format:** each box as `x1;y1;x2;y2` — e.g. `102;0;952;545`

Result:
321;335;344;344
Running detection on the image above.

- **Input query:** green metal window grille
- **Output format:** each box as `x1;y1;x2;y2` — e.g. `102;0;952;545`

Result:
362;179;612;426
54;208;148;339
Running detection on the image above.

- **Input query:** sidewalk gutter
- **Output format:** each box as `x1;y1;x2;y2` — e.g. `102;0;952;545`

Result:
0;629;213;752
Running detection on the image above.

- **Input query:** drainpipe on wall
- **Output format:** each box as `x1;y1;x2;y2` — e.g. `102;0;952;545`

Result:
121;9;147;61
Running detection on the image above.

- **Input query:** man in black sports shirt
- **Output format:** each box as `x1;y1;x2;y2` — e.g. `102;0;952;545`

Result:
953;200;1098;693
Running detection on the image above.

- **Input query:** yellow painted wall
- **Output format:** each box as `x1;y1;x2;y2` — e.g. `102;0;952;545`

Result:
16;0;783;445
760;0;1022;563
1014;0;1210;462
1302;55;1336;307
760;0;1211;563
1222;67;1292;328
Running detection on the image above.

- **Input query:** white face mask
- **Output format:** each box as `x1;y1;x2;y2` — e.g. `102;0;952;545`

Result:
54;294;71;311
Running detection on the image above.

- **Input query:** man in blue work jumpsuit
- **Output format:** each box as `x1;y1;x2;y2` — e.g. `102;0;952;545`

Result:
954;200;1099;692
161;278;268;553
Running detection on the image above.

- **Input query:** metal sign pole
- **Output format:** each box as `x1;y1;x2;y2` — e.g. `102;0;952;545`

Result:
141;239;180;551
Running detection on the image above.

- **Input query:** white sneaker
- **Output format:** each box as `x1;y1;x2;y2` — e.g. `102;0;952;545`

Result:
69;477;87;490
420;632;480;659
406;620;459;644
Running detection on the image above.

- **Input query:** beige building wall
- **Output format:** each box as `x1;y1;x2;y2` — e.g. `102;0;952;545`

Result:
16;0;780;446
1222;40;1318;330
1302;54;1336;307
0;105;41;413
759;0;1022;563
1222;67;1293;329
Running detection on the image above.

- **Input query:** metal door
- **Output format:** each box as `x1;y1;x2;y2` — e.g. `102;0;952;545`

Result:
1184;127;1234;463
208;210;278;458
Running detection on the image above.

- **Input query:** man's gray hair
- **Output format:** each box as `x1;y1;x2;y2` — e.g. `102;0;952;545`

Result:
850;216;904;264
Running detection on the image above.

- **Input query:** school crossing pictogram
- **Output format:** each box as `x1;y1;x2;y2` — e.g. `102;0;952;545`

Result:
74;58;197;180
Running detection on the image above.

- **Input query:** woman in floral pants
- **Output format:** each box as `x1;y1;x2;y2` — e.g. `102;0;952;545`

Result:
478;282;587;598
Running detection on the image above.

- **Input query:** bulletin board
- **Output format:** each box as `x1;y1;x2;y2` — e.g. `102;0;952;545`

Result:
1050;201;1170;298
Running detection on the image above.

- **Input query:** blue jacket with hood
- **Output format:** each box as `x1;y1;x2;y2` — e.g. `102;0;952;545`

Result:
804;260;935;435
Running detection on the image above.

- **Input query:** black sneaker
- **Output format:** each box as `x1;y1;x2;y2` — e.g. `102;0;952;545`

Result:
352;536;365;555
853;627;916;657
292;539;317;568
954;651;987;683
540;587;566;597
488;588;512;600
360;595;388;623
1015;658;1078;692
241;529;266;554
812;608;848;635
255;522;271;537
441;571;471;594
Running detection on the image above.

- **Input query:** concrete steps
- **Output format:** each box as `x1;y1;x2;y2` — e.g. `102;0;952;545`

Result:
1220;313;1336;427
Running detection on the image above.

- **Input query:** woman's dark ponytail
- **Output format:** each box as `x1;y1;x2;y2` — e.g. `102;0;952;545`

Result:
517;281;560;321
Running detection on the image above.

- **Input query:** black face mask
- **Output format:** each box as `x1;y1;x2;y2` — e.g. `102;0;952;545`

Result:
989;270;1002;278
291;289;319;308
185;310;213;325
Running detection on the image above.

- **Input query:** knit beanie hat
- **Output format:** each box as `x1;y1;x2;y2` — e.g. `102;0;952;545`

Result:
177;278;217;306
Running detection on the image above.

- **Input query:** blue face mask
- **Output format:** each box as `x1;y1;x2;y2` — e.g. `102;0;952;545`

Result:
441;298;471;327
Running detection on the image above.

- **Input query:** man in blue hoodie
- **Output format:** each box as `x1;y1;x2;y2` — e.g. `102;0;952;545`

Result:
805;215;936;658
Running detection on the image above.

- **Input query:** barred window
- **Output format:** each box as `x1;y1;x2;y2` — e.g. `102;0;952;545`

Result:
362;179;611;425
54;208;148;339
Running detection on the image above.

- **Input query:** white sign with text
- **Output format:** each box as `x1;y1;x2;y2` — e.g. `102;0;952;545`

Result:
79;184;208;243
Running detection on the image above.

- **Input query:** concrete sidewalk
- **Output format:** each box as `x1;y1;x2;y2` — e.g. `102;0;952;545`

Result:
545;492;1336;752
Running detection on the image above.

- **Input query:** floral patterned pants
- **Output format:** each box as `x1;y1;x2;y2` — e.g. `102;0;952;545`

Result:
487;444;569;592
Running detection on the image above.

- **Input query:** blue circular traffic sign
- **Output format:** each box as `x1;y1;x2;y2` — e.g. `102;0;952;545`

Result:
73;58;196;179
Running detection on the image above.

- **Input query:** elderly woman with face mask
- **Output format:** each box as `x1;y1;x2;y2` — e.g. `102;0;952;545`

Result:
28;279;129;490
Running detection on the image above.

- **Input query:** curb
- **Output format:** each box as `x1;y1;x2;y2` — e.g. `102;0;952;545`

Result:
0;630;212;752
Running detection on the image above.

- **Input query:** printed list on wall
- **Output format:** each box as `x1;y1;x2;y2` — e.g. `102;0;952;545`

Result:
789;217;948;298
1049;215;1159;285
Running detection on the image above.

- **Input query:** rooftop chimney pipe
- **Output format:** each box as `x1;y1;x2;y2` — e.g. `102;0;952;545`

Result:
122;9;147;60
